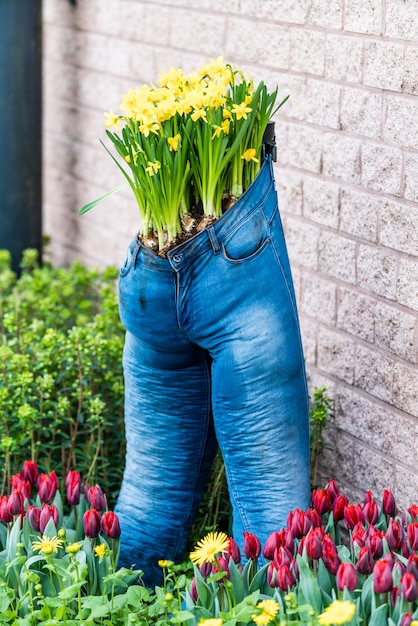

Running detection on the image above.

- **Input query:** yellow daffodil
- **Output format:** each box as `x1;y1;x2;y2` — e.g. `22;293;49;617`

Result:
212;125;223;139
32;536;63;556
318;600;356;625
190;531;230;566
94;544;107;558
241;148;259;163
104;110;121;130
231;101;252;120
139;119;160;137
221;119;230;134
251;599;279;626
191;107;208;123
167;134;181;152
145;160;161;176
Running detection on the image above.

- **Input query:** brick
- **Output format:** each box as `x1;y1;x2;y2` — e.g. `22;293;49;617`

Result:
275;74;307;122
395;467;418;514
123;4;172;46
380;200;418;256
76;0;122;36
43;0;73;26
274;120;290;167
75;32;131;77
363;42;405;92
322;134;361;183
340;188;378;242
43;25;78;65
239;0;306;21
335;386;413;467
375;302;417;363
397;258;418;311
277;170;303;216
361;143;402;195
344;0;383;34
225;19;291;69
301;273;337;324
306;0;343;29
289;30;326;76
304;79;341;129
337;288;375;342
169;11;226;55
340;88;382;139
317;327;356;383
303;177;340;229
299;318;317;366
318;232;357;284
393;362;418;416
357;245;398;300
325;35;363;83
385;0;418;41
284;217;320;269
404;152;418;202
384;95;418;150
403;48;418;96
355;344;394;402
320;428;354;485
286;124;324;173
352;445;396;495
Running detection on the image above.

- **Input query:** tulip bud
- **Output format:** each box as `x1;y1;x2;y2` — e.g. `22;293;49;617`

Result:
385;519;403;551
363;501;379;525
382;489;397;517
274;545;292;568
336;562;358;592
190;578;198;602
243;532;261;560
83;509;101;538
87;485;107;511
100;511;121;539
66;470;81;506
321;534;341;576
38;473;58;504
263;531;280;560
400;614;413;626
267;561;279;587
312;489;330;515
332;494;348;522
7;490;24;516
277;564;294;592
27;505;41;532
390;585;400;609
199;561;212;577
363;490;374;504
367;531;384;560
406;553;418;578
326;479;339;504
401;572;418;602
407;504;418;520
39;504;59;533
11;475;31;501
357;545;374;575
0;496;13;523
407;521;418;551
305;527;324;560
290;557;299;582
351;522;366;549
373;559;393;593
22;460;39;487
344;503;364;530
307;507;322;528
225;537;240;564
214;555;230;580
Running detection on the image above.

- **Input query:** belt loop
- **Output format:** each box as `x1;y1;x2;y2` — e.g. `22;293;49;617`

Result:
207;225;221;254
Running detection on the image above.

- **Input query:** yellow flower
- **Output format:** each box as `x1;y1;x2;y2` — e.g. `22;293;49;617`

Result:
241;148;259;163
104;109;122;130
231;102;252;120
190;531;230;566
212;125;223;139
198;619;223;626
221;119;230;134
145;160;161;176
251;599;279;626
32;535;63;556
318;600;356;625
167;134;181;152
139;119;160;137
191;107;207;123
66;543;81;554
158;559;171;568
94;544;107;558
124;155;131;164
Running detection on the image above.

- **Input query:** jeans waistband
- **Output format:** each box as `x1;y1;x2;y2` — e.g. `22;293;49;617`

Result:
134;156;276;272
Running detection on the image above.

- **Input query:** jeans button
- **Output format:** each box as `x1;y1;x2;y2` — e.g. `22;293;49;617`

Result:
172;254;182;263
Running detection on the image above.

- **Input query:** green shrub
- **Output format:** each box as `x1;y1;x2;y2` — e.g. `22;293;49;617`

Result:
0;249;125;502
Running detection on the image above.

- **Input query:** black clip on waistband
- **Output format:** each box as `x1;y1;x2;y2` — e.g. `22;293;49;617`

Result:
261;120;277;164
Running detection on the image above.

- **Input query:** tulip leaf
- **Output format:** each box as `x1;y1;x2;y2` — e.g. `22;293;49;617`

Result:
296;554;322;614
368;602;388;626
0;587;9;612
228;559;245;602
317;559;333;597
360;573;374;616
248;562;269;593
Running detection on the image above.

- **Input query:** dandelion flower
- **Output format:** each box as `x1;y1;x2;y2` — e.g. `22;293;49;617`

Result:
198;619;223;626
318;600;356;625
158;559;172;568
190;531;230;566
66;543;82;554
94;544;107;558
251;599;279;626
32;535;63;556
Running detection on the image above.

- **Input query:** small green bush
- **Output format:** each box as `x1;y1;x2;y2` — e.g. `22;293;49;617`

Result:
0;249;125;502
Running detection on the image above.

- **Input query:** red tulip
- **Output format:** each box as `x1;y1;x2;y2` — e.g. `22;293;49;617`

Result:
83;509;101;538
385;519;403;550
407;553;418;578
373;559;393;593
321;534;341;575
367;531;384;559
263;531;280;560
267;561;279;587
363;490;374;504
0;496;13;523
274;545;292;568
39;504;59;533
400;614;413;626
190;578;198;601
11;475;31;501
357;545;374;575
401;572;418;602
38;472;58;503
351;522;366;549
199;561;212;577
65;470;81;506
100;511;121;539
243;532;261;560
336;562;358;592
305;527;324;560
312;489;330;515
213;555;230;579
277;564;294;592
382;489;397;517
307;507;322;528
407;504;418;520
7;490;24;516
87;485;106;511
21;461;39;486
363;500;379;525
344;503;364;529
326;479;339;503
225;537;240;564
332;494;349;522
27;505;41;532
407;522;418;551
290;508;312;538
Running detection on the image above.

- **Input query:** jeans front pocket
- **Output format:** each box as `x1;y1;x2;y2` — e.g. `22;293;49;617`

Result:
221;206;270;263
120;237;141;277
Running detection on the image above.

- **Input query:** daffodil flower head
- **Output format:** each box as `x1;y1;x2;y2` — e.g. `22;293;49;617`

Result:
145;160;161;176
231;101;252;120
104;110;122;130
241;148;259;163
167;134;181;152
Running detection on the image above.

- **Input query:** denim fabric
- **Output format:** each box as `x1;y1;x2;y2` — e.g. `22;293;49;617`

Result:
115;157;311;586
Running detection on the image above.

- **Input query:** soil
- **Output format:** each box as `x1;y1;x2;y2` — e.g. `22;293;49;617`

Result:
139;194;237;258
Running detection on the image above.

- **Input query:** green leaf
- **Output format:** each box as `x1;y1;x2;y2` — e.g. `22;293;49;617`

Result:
368;602;388;626
78;185;125;215
0;587;9;612
296;554;322;614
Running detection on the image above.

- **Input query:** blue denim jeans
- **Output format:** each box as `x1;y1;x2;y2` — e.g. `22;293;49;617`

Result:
115;157;310;586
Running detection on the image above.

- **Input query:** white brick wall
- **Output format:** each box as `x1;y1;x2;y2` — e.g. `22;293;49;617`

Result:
42;0;418;509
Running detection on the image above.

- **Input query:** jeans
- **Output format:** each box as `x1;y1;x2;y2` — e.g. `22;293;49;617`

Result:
115;157;310;586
